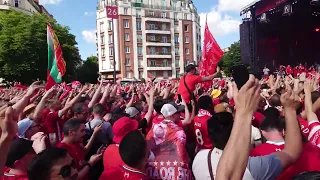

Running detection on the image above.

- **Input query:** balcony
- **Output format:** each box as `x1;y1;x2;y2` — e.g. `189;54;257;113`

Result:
145;28;170;34
147;64;172;71
146;52;171;59
146;39;171;46
145;15;170;22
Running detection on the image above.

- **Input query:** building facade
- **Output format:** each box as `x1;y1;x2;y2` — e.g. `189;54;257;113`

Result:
0;0;52;17
96;0;201;80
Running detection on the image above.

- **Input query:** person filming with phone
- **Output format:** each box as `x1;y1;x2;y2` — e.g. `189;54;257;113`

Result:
177;64;220;108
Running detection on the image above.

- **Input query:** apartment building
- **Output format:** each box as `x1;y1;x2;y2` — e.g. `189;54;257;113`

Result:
96;0;201;80
0;0;52;17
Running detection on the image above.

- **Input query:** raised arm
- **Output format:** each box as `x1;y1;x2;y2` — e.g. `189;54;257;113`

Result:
273;91;302;169
216;75;261;180
32;88;55;121
144;87;155;123
202;66;220;81
59;87;88;117
99;84;111;105
88;82;103;108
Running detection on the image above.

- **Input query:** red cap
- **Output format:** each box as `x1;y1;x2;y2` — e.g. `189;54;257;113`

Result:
112;117;138;144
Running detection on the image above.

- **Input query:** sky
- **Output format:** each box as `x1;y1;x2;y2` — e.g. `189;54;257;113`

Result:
40;0;257;60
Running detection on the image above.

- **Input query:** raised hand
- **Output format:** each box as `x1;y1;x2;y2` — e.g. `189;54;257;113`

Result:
280;90;300;110
0;106;18;140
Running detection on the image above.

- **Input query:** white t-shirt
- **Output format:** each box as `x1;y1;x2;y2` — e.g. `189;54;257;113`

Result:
192;148;254;180
251;126;262;148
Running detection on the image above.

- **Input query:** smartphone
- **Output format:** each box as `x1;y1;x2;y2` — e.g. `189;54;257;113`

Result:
231;65;249;89
177;94;182;103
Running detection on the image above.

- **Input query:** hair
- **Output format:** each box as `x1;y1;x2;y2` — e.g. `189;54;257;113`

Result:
27;148;68;180
219;94;229;104
48;99;61;109
198;95;213;111
293;171;320;180
72;102;87;115
270;94;281;107
153;98;166;114
92;103;105;115
63;118;86;136
311;91;320;103
119;130;147;167
207;112;234;150
260;116;286;132
110;113;130;125
263;107;280;120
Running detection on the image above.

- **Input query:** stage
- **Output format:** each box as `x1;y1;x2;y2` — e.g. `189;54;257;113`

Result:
240;0;320;74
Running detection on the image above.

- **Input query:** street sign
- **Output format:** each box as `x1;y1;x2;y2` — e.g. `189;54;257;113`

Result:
106;6;118;19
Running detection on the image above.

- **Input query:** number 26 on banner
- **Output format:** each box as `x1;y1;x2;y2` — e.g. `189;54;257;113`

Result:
106;6;118;19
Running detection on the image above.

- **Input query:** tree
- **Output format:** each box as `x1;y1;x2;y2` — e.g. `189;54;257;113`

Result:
218;41;241;75
0;10;81;84
76;56;99;84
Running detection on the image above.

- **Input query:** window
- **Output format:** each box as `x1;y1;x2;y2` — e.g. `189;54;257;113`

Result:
161;12;166;18
125;46;130;53
149;11;154;16
174;35;179;44
124;8;128;15
150;35;155;41
137;34;142;42
101;48;105;56
174;13;178;20
126;72;132;78
108;21;112;31
149;24;155;30
125;58;130;66
125;33;130;41
139;71;143;79
138;59;143;67
175;60;179;67
151;71;156;77
15;0;19;7
185;48;189;55
174;24;179;32
109;47;113;56
138;46;142;56
108;34;113;44
185;36;189;43
136;9;141;18
100;23;104;32
101;35;104;44
184;14;188;20
175;47;179;55
150;60;156;66
150;47;156;55
136;21;141;31
173;1;177;10
184;25;188;31
163;59;168;67
163;71;168;78
161;24;166;30
162;47;168;54
161;36;167;43
124;20;129;28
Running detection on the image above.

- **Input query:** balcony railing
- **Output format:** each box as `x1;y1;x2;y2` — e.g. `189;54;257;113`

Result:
145;14;169;19
148;64;171;67
147;38;170;43
146;27;169;31
148;52;170;55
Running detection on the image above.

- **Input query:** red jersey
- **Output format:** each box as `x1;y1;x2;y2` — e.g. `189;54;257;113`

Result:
42;110;65;144
286;66;292;75
250;141;285;156
103;144;124;170
1;170;28;180
177;74;202;103
298;117;310;138
146;120;192;180
193;109;213;149
56;142;85;170
308;121;320;148
99;165;149;180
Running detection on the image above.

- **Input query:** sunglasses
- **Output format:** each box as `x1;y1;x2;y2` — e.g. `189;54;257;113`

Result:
59;159;77;179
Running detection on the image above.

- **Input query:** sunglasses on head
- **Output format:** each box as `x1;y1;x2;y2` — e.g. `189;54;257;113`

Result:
59;159;77;179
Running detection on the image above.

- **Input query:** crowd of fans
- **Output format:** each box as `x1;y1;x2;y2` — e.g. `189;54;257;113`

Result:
0;63;319;180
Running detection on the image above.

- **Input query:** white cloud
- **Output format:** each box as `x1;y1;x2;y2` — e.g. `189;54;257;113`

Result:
39;0;62;5
199;8;241;37
218;0;257;12
84;12;95;16
82;30;96;44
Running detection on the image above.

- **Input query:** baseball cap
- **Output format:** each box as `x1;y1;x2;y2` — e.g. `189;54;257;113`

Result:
161;103;184;118
6;138;33;167
17;118;34;138
125;107;140;118
186;64;197;73
112;117;139;144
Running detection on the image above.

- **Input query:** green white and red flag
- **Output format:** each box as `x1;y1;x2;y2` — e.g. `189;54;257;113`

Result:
46;23;66;90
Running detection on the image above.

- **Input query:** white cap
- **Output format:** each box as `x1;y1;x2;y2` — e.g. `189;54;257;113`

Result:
125;107;140;118
161;104;178;118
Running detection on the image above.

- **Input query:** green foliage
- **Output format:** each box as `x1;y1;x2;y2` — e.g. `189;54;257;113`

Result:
76;56;99;84
218;41;241;75
0;10;81;84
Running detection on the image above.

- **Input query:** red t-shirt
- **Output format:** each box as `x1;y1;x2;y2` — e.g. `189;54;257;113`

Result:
286;67;292;75
1;169;28;180
99;165;149;180
103;144;124;170
298;117;310;138
193;109;213;149
56;142;85;170
250;141;285;156
308;121;320;148
43;110;65;144
177;74;202;103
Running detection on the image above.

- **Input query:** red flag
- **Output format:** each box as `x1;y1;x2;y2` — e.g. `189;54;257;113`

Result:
200;17;224;90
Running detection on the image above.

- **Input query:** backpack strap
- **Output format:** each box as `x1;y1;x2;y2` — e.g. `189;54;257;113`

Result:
183;75;196;101
207;149;215;180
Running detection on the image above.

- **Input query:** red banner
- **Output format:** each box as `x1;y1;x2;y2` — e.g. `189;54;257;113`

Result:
200;21;224;90
256;0;289;16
